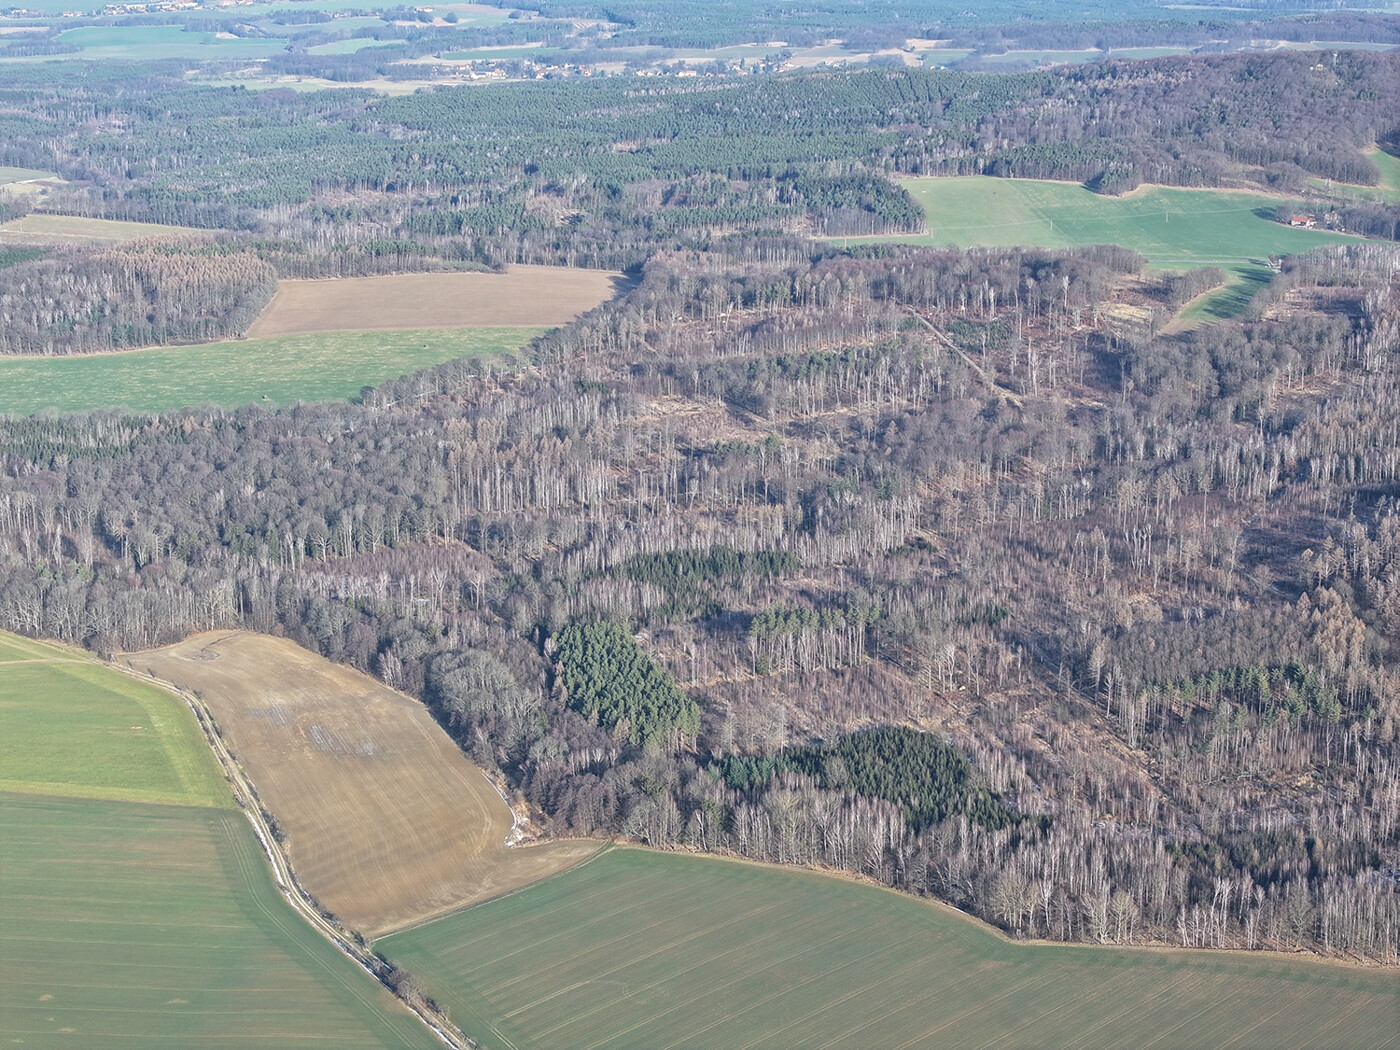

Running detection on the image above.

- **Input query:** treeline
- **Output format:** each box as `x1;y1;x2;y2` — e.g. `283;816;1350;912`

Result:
0;239;276;355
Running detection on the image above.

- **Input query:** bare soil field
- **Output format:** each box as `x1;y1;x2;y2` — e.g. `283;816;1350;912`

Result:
123;631;598;937
0;213;201;244
246;265;626;338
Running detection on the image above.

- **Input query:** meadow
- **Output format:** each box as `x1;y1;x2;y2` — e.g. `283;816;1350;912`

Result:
0;326;542;415
381;848;1400;1050
875;176;1357;322
50;25;290;61
0;631;438;1048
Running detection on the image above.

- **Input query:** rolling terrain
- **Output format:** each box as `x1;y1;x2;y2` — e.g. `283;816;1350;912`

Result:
0;631;437;1049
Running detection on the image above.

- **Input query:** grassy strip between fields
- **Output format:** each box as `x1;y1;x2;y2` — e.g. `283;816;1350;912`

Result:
0;632;439;1048
0;325;544;415
381;847;1400;1050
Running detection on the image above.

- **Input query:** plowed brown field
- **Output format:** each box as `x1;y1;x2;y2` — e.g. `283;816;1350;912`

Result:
246;265;625;338
123;631;598;937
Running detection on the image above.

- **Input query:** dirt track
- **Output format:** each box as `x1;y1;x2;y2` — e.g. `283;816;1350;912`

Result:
123;631;597;937
247;265;625;338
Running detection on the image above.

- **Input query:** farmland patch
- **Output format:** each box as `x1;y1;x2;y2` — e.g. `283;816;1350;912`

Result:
382;847;1400;1050
0;325;540;415
125;631;599;936
0;213;203;245
246;265;626;337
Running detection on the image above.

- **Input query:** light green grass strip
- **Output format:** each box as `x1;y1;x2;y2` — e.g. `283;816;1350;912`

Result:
383;847;1400;1050
0;325;543;415
0;635;229;807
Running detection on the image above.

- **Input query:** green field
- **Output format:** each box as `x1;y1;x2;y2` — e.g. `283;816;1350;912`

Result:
382;848;1400;1050
0;166;55;184
0;651;228;806
49;25;290;60
868;176;1357;322
0;632;438;1048
0;326;543;415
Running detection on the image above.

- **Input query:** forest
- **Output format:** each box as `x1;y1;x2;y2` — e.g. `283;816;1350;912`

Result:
0;44;1398;966
2;234;1399;961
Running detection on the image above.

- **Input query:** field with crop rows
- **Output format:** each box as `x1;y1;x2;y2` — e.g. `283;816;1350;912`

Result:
382;848;1400;1050
127;631;598;936
0;630;437;1048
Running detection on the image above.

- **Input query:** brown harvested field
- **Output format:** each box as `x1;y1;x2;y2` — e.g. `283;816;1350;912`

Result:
122;630;598;937
246;265;626;338
0;213;202;244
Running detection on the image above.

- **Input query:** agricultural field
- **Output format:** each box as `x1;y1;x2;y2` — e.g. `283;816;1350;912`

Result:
381;848;1400;1050
0;213;200;244
875;176;1356;321
0;166;55;185
47;25;290;61
247;266;625;337
0;636;226;806
0;630;438;1049
0;326;541;415
125;631;599;936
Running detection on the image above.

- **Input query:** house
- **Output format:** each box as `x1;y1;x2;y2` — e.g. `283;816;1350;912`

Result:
1288;214;1317;228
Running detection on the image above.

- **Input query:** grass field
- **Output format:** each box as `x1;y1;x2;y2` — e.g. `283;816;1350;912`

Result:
0;213;201;244
126;631;599;936
0;166;55;185
871;176;1357;322
50;25;290;60
0;630;438;1048
382;847;1400;1050
0;796;437;1048
0;648;228;806
0;326;541;415
248;265;625;337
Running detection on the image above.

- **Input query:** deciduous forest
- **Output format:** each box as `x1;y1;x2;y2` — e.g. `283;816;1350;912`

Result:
2;39;1399;965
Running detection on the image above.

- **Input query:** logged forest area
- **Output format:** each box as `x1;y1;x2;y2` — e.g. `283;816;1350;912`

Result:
3;36;1400;980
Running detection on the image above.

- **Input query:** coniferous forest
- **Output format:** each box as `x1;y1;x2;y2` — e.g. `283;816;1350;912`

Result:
2;37;1399;965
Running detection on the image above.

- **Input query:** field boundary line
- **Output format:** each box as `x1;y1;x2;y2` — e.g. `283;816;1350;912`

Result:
108;660;478;1050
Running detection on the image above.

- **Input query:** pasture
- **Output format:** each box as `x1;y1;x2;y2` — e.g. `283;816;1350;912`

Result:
0;213;201;244
247;266;625;337
0;630;438;1048
0;795;437;1049
381;847;1400;1050
0;326;540;415
126;631;599;936
0;634;227;807
50;25;290;60
877;176;1356;321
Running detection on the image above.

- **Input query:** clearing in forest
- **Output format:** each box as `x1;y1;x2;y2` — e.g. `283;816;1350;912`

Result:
865;176;1356;323
0;213;202;244
0;630;436;1049
124;631;599;937
246;265;626;337
382;847;1400;1050
0;325;541;415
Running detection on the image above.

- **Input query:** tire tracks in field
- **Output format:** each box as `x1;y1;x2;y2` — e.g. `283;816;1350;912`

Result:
111;662;476;1050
